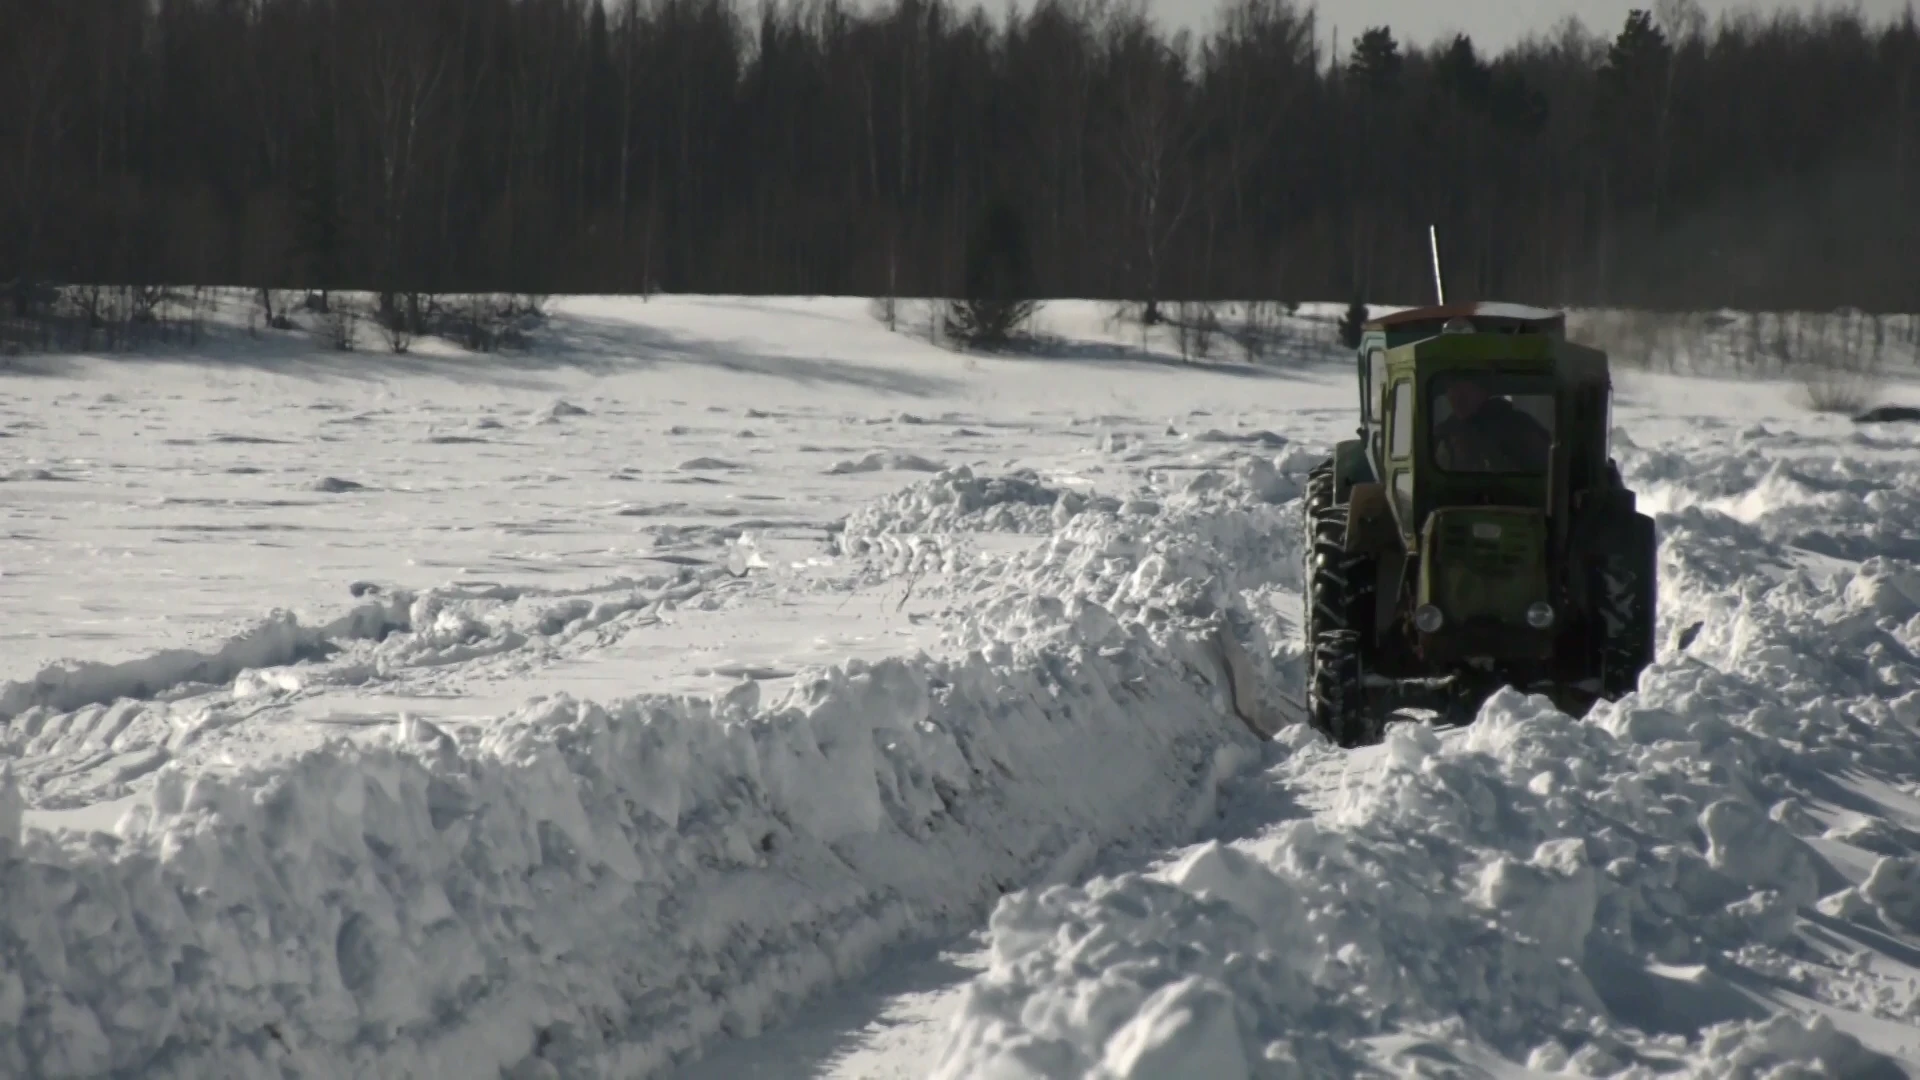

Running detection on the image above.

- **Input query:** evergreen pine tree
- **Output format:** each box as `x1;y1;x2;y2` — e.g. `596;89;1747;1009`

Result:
1434;34;1492;111
1347;27;1403;95
946;196;1039;347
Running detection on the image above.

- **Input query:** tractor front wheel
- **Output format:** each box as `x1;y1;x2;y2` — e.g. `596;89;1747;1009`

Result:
1594;513;1658;699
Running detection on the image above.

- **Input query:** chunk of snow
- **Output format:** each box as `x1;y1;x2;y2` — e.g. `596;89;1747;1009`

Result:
825;451;945;475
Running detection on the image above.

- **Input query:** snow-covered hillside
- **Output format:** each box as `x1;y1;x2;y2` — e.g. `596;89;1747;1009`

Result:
2;296;1919;1078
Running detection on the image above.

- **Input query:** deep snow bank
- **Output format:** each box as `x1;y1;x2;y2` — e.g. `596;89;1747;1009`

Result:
0;460;1308;1079
2;572;729;812
933;433;1920;1078
832;466;1076;555
936;685;1920;1077
0;599;411;723
835;457;1305;629
0;572;720;729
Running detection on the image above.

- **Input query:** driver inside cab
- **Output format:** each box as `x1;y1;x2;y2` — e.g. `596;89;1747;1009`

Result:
1433;377;1552;472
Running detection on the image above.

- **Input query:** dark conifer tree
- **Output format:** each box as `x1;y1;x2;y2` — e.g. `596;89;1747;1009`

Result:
947;195;1039;346
0;0;1914;314
1348;27;1404;94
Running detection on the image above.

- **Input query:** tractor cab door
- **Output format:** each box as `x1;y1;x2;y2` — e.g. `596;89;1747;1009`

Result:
1357;336;1389;474
1382;370;1417;539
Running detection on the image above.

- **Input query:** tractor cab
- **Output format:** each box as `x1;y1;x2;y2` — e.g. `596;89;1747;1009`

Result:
1345;302;1616;543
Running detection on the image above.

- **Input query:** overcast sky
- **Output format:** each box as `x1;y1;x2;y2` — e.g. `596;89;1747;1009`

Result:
1147;0;1914;51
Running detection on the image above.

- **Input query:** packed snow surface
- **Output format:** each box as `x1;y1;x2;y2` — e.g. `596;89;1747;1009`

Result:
2;295;1919;1078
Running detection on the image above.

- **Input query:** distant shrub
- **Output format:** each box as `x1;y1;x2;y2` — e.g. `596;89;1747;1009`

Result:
945;196;1039;348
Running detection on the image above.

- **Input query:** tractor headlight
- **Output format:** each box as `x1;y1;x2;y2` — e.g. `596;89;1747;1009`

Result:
1414;604;1444;633
1526;601;1556;629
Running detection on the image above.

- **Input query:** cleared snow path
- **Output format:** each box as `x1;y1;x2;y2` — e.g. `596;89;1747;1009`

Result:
662;922;986;1079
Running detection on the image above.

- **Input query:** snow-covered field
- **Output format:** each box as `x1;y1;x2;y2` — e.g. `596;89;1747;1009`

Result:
4;296;1920;1078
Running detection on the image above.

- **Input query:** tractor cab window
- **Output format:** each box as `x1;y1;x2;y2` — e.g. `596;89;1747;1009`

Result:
1389;380;1414;458
1367;349;1387;424
1430;374;1555;474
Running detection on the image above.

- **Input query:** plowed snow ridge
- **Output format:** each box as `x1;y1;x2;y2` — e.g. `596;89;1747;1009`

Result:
0;458;1303;1078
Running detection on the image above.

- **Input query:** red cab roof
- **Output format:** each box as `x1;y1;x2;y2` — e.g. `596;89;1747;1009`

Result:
1364;302;1564;331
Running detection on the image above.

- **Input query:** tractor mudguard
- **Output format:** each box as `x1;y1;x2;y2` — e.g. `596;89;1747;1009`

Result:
1332;438;1374;503
1343;482;1398;555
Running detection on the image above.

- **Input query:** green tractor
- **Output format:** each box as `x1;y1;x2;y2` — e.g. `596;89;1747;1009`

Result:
1302;301;1657;747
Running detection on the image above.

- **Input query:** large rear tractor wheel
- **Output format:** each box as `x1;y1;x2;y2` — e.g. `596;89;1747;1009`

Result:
1302;462;1378;746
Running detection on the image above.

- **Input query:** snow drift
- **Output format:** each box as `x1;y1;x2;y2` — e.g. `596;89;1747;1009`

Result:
0;460;1307;1079
0;598;412;724
833;466;1078;550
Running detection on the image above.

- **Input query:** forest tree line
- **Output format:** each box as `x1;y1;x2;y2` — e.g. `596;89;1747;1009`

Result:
2;0;1917;315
